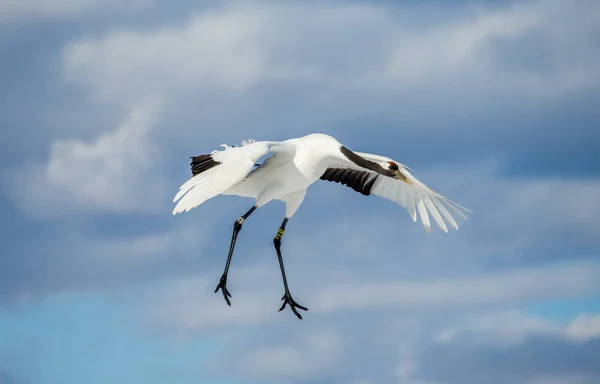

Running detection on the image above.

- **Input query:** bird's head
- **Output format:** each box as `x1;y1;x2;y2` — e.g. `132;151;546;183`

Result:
384;161;413;185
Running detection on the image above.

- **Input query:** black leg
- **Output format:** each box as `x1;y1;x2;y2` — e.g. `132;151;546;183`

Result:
273;218;308;319
214;206;256;306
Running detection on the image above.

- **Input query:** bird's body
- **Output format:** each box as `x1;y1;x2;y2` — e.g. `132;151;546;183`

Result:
175;134;334;216
222;134;344;216
172;133;470;319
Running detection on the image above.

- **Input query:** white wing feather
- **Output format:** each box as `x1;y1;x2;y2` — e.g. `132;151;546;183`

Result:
372;164;469;233
172;140;289;215
343;151;470;233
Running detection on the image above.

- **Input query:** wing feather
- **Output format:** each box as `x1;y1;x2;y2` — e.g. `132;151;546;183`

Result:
416;197;431;234
374;166;469;233
322;150;470;233
424;196;447;233
172;140;291;215
406;189;417;222
430;196;458;230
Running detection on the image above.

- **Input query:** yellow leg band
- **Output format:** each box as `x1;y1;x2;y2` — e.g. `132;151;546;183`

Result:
275;228;285;240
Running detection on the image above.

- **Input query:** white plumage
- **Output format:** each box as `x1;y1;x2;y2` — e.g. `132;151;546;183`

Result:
172;133;470;319
172;133;469;233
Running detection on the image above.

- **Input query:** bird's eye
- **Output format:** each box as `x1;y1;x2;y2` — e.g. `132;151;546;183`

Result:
388;162;398;171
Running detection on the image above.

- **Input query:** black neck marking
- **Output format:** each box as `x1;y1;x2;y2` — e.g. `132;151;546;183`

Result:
339;146;394;177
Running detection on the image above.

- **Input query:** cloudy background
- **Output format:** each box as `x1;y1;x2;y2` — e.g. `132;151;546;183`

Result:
1;0;599;383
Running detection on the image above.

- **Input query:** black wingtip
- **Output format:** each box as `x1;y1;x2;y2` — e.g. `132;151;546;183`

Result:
190;154;221;176
320;167;377;196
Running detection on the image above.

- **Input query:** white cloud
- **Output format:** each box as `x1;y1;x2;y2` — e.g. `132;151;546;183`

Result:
10;100;166;216
443;165;600;249
433;311;600;347
312;263;600;313
433;311;560;345
147;262;600;331
6;221;210;302
62;0;600;108
386;2;537;83
567;314;600;342
239;329;343;380
396;310;600;384
146;266;284;331
385;0;600;96
63;9;268;104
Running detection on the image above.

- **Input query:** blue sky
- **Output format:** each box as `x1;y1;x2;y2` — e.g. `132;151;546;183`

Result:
1;0;600;383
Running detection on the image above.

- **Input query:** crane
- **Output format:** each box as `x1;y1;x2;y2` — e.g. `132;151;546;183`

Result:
173;133;470;319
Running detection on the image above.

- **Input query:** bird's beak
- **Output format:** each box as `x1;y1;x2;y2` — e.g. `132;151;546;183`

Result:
394;170;413;185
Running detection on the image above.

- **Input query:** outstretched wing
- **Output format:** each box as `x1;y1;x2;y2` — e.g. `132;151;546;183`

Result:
321;151;470;233
172;140;293;215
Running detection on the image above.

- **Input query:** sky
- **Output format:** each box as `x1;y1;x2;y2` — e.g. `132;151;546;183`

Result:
1;0;600;383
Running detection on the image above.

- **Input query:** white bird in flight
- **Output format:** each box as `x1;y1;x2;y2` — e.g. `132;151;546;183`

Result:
172;133;470;319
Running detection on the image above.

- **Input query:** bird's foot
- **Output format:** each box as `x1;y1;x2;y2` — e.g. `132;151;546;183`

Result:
278;291;308;319
214;274;232;306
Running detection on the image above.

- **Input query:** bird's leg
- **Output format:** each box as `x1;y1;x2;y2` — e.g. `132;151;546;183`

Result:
273;218;309;319
214;205;256;306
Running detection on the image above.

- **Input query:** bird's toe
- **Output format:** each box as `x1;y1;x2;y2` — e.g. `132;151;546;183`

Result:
278;292;308;319
214;276;232;306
